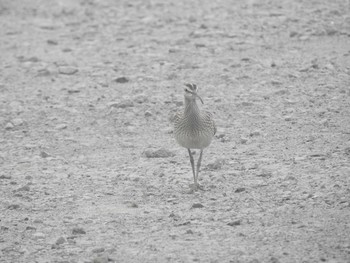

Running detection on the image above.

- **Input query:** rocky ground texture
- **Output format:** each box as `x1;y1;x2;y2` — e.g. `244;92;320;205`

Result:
1;0;350;262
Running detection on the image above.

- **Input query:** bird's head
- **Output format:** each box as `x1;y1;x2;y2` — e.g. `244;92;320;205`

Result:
184;83;204;104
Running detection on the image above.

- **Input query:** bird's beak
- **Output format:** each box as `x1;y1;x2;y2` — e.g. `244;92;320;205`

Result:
195;93;204;104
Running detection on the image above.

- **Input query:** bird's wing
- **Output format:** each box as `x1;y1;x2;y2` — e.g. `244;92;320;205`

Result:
203;111;216;135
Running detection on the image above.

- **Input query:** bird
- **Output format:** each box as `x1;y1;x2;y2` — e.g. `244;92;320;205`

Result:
174;83;216;191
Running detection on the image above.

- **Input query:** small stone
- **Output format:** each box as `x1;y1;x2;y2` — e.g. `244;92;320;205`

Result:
47;39;58;45
235;187;246;193
5;122;14;130
17;185;30;191
8;204;20;210
55;124;67;130
26;226;36;231
115;77;129;83
33;232;46;239
274;89;290;96
129;202;138;208
257;170;272;177
24;144;36;150
93;256;109;263
59;66;78;75
144;111;152;117
134;94;148;104
67;88;80;94
299;35;309;41
37;68;52;77
0;175;11;180
191;203;204;209
40;151;50;158
325;63;334;70
143;148;175;158
33;219;43;224
294;156;306;162
299;67;309;72
249;130;261;137
271;80;282;86
227;220;241;226
241;101;253;107
55;237;66;245
186;229;194;234
289;31;298;37
92;247;105;253
12;118;24;126
240;137;248;144
207;158;225;170
72;227;86;235
284;116;292;121
62;48;72;52
109;100;134;109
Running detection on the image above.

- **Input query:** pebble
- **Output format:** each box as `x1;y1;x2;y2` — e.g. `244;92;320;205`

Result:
12;118;24;126
37;68;52;77
294;156;306;162
5;122;14;130
273;89;290;96
289;31;298;37
17;185;30;191
9;101;24;113
72;227;86;235
8;204;20;210
33;219;43;224
256;170;272;177
227;220;242;226
240;137;248;144
55;237;66;245
0;175;11;180
55;124;67;130
134;94;148;104
24;144;36;150
143;148;175;158
109;100;134;109
206;158;225;170
240;101;254;107
249;130;261;137
271;80;282;86
127;202;138;208
235;187;246;193
93;256;109;263
115;77;129;83
144;111;152;117
92;247;105;253
191;203;204;209
284;116;293;121
33;232;45;240
47;39;58;45
59;66;78;75
40;151;50;158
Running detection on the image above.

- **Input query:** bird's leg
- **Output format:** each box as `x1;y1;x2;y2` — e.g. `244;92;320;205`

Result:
195;150;204;190
187;149;196;186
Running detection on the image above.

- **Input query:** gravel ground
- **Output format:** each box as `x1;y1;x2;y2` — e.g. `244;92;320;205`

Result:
1;0;350;262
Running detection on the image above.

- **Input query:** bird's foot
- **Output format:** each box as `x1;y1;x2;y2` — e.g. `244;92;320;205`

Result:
188;183;204;193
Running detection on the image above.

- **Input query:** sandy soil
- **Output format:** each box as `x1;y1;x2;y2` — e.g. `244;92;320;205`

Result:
1;0;350;262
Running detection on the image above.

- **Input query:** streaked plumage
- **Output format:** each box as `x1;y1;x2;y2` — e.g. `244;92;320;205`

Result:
174;83;216;191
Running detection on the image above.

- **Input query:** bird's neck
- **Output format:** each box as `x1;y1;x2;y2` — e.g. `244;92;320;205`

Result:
184;98;200;117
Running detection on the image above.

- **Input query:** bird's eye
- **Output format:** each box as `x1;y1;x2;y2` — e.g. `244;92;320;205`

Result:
184;88;190;93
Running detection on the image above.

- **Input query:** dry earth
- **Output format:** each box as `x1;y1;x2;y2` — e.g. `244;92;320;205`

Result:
1;0;350;262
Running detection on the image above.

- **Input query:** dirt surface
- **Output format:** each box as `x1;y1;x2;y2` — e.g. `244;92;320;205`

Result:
1;0;350;262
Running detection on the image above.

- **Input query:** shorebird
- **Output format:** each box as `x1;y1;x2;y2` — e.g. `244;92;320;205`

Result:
174;83;216;191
